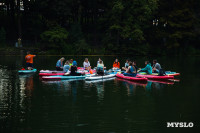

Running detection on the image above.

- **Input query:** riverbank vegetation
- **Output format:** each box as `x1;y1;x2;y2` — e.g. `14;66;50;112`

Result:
0;0;200;55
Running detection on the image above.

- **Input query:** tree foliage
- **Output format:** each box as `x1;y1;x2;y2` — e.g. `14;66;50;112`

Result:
40;25;68;52
0;0;199;55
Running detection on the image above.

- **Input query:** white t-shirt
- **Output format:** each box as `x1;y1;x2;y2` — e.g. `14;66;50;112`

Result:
83;61;90;68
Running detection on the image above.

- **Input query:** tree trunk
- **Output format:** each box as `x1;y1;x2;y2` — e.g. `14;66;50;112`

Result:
10;0;15;19
22;0;28;13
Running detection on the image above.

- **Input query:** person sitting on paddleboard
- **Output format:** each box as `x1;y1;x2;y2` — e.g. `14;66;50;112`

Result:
152;59;161;73
63;60;70;73
113;59;120;70
97;60;106;75
69;61;82;76
132;60;138;73
139;61;152;74
122;59;129;70
56;57;65;71
69;59;73;66
123;61;137;77
83;58;91;70
25;51;36;70
97;58;103;66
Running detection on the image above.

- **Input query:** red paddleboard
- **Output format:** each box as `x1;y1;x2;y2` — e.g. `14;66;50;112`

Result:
116;74;148;82
166;73;180;76
39;73;65;76
136;74;174;80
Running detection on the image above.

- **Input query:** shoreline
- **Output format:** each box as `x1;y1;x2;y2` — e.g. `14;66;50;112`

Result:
0;47;200;56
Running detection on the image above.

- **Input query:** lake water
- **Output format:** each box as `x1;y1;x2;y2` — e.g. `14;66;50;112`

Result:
0;55;199;133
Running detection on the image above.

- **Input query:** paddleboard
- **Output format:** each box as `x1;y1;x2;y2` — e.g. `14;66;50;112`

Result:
85;74;116;80
18;69;37;74
116;74;148;82
136;74;174;80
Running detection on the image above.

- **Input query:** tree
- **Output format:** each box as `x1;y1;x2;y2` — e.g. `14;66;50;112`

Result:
40;25;69;53
155;0;198;54
102;0;158;54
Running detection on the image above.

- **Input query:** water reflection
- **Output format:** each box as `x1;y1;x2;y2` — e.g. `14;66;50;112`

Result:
42;79;85;102
0;67;10;120
115;78;177;95
116;78;147;96
85;78;115;101
42;78;117;103
18;75;34;110
1;55;198;133
0;67;34;131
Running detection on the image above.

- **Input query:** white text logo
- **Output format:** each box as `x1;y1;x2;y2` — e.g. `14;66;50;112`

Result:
167;122;194;128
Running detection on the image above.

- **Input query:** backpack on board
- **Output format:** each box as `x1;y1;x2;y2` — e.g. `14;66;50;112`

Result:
158;69;166;76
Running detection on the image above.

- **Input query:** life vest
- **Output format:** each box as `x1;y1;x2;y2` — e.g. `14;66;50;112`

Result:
113;62;120;68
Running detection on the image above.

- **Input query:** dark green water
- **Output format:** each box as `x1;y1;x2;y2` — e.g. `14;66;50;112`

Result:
0;55;200;133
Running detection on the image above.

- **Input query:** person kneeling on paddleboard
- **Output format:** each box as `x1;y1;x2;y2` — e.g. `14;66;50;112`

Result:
56;57;65;71
139;61;152;74
69;61;82;76
25;51;36;70
123;62;137;77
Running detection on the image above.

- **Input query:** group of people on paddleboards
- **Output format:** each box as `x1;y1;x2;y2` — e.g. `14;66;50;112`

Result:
56;58;82;76
23;51;163;77
55;57;163;77
139;60;163;75
56;57;105;76
121;59;162;76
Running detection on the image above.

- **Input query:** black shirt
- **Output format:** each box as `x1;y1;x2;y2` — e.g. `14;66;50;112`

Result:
70;66;77;75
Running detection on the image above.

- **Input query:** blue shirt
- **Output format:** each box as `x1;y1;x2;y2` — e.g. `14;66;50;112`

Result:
141;63;152;74
63;65;70;72
56;60;63;67
130;66;134;73
97;63;104;69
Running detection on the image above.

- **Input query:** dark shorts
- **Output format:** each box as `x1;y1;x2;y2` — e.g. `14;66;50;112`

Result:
26;63;33;68
97;67;104;75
